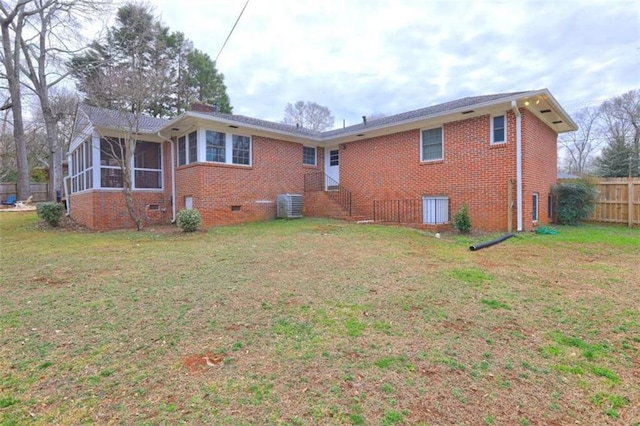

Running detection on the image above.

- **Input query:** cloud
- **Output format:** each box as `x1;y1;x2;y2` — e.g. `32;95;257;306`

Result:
151;0;640;127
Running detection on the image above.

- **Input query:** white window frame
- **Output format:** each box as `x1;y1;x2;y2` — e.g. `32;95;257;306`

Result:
303;146;317;166
420;126;444;162
133;141;163;190
490;114;507;145
532;192;539;222
422;196;449;224
70;138;93;193
201;129;252;166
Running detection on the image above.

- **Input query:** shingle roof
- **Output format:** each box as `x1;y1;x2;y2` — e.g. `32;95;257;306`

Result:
79;91;533;139
78;104;169;133
322;91;529;138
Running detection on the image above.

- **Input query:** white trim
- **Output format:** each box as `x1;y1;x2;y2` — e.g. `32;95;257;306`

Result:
420;126;444;162
490;113;507;145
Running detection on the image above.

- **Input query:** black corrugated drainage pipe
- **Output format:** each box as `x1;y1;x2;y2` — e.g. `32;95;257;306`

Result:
469;233;515;251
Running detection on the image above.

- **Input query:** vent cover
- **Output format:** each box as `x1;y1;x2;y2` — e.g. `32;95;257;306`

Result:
277;194;303;219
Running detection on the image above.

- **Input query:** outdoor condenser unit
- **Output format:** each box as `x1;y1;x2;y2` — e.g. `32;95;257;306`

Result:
277;194;303;218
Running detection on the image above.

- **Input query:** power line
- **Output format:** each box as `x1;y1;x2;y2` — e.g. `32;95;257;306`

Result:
215;0;251;64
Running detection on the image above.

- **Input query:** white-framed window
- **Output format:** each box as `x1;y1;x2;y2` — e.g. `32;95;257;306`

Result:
303;146;316;165
99;138;162;189
100;137;125;188
491;114;506;144
532;192;539;222
178;131;198;166
232;135;251;165
206;130;226;162
423;196;449;224
134;142;162;189
70;138;93;193
421;127;443;162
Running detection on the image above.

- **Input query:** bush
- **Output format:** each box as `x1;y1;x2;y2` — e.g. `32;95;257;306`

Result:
453;204;472;234
36;202;63;227
176;208;201;232
552;180;598;225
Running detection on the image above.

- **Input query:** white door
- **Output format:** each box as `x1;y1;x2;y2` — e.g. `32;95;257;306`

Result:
325;148;339;188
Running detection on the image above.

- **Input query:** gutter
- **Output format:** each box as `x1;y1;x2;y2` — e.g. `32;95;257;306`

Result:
511;100;523;232
156;132;177;223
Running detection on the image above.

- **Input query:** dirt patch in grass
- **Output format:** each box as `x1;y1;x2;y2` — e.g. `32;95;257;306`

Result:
181;354;225;374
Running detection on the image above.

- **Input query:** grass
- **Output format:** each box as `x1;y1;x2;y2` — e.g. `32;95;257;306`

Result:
1;213;639;424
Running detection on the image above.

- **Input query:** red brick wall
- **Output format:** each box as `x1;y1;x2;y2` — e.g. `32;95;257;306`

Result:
340;113;520;231
175;136;323;226
521;110;558;229
70;190;169;230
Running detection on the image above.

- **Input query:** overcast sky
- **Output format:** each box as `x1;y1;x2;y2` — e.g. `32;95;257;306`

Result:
149;0;638;128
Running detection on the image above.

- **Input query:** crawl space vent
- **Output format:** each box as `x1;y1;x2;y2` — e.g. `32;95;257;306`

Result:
277;194;303;218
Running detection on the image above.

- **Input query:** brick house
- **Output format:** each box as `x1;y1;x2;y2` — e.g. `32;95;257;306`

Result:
67;88;576;232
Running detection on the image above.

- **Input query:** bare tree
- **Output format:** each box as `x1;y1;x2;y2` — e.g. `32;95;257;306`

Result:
1;1;35;199
86;64;158;230
283;101;335;131
19;0;109;200
558;106;602;174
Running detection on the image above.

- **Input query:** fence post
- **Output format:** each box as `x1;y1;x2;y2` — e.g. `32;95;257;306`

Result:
629;181;634;228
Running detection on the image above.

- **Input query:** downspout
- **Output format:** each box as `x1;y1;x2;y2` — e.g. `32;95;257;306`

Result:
511;100;523;232
156;132;177;223
63;175;70;216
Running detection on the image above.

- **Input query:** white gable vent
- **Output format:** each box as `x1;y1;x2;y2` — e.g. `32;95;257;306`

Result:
277;194;303;219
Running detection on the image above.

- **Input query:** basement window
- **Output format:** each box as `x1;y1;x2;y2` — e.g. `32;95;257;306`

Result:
231;205;241;211
532;193;539;222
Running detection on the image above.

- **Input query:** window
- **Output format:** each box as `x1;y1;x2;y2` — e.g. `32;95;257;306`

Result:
206;130;226;162
548;194;553;220
532;193;539;222
303;146;316;165
134;142;162;189
423;196;449;224
70;139;93;193
178;136;186;166
491;114;506;144
421;127;443;161
188;131;198;163
100;138;125;188
329;149;339;166
232;134;251;165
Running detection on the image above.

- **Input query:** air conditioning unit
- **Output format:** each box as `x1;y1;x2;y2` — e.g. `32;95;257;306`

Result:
277;194;303;218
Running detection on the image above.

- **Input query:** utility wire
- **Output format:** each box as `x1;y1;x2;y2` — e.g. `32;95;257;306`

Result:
215;0;251;63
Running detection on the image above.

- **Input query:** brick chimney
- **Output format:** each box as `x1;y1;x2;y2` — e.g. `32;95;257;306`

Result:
190;102;215;113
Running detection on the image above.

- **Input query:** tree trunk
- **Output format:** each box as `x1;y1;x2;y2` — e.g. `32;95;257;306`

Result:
42;102;62;201
1;11;30;200
122;145;143;230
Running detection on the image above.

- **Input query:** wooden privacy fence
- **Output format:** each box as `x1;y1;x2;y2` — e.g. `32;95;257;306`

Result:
589;178;639;227
0;183;49;202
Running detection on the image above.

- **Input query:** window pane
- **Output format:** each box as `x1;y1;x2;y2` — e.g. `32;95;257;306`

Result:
100;138;125;166
232;135;251;165
188;131;198;163
206;131;226;162
303;146;316;165
330;149;339;166
178;136;186;166
422;128;443;161
85;140;92;168
135;142;160;169
101;168;123;188
493;115;505;143
135;170;162;188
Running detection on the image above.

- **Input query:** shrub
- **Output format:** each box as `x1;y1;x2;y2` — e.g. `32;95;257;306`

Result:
36;202;63;227
552;180;598;225
176;208;201;232
453;204;472;234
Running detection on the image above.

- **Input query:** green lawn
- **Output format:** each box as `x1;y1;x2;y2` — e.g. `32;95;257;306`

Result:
1;212;639;425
